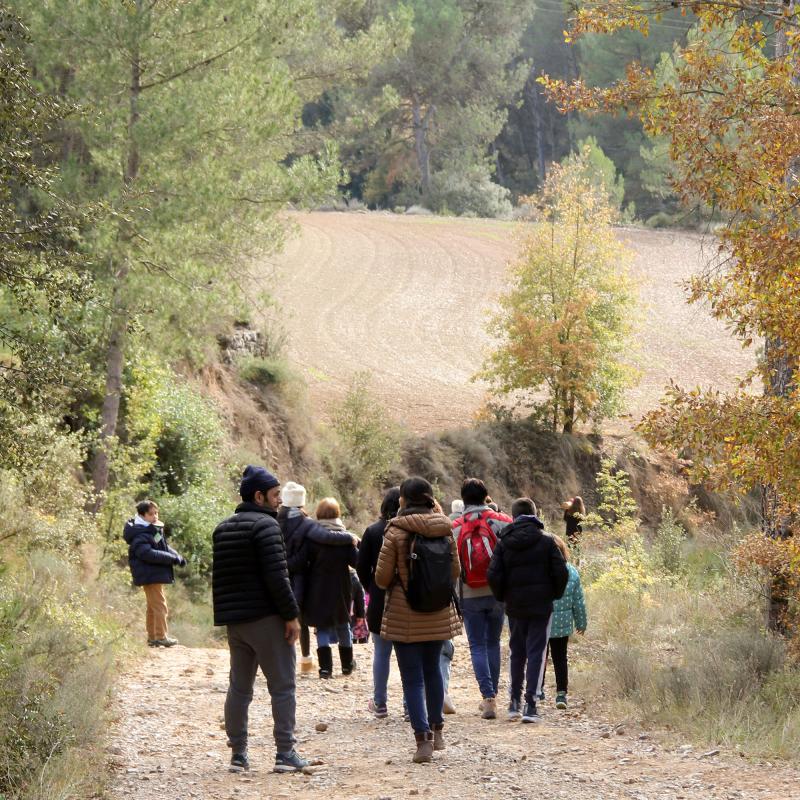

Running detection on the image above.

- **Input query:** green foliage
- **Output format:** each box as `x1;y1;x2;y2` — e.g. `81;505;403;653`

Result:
0;5;93;471
586;457;639;532
562;136;626;215
326;371;402;508
653;505;686;578
0;554;122;800
238;355;293;388
480;153;638;432
428;162;512;218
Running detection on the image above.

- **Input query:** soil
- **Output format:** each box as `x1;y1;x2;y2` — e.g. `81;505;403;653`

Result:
270;212;753;434
106;640;800;800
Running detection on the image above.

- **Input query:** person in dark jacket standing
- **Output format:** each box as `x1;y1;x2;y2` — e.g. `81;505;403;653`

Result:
356;486;401;717
277;481;356;675
487;497;568;724
124;499;186;647
212;466;308;775
304;497;359;677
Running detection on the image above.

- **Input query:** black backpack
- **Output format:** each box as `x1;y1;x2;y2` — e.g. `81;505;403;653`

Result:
404;533;454;613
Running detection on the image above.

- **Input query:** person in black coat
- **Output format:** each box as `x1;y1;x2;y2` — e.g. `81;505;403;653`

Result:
277;481;356;673
356;486;400;717
304;497;359;677
211;465;308;775
124;499;186;647
487;497;568;724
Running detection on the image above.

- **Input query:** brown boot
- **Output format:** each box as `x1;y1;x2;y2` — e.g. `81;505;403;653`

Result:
481;697;497;720
413;731;434;763
432;723;445;751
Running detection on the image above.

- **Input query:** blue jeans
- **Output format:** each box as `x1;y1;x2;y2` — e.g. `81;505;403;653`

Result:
393;640;445;734
462;596;505;698
371;633;393;707
440;638;454;693
316;623;352;648
508;614;551;704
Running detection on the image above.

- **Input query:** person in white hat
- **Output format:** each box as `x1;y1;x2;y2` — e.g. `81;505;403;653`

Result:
277;481;358;673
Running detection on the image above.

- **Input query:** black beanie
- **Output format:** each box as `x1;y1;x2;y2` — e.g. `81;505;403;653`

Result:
240;465;280;499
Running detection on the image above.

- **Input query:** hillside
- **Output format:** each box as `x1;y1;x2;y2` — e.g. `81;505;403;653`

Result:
271;212;753;433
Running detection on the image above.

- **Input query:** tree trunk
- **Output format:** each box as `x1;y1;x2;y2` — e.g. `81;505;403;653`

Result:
412;99;433;196
525;66;547;187
563;391;575;434
91;3;142;506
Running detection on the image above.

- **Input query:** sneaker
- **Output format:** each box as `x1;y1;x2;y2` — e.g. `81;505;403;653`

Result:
536;689;545;702
508;698;522;720
480;697;497;720
555;691;568;710
229;752;249;773
521;702;541;723
368;699;388;719
149;637;178;647
274;749;309;773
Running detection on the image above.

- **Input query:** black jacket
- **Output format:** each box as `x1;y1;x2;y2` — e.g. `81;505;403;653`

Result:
302;522;359;629
356;518;388;634
351;571;366;619
212;502;299;626
487;515;568;619
277;507;354;606
123;520;182;586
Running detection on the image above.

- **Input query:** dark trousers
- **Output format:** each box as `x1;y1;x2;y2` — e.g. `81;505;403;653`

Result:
225;615;297;755
508;614;550;705
393;640;445;735
300;616;310;659
546;636;569;693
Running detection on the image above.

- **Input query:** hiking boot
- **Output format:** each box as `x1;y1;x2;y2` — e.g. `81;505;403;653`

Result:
432;723;445;751
412;731;434;763
229;752;249;773
274;749;309;773
521;702;541;723
317;646;333;679
368;699;388;719
300;655;314;674
442;694;456;714
339;645;355;676
508;698;522;720
149;637;178;647
555;691;568;710
480;697;497;720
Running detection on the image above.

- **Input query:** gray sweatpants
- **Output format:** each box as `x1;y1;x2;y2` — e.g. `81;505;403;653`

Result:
225;615;297;755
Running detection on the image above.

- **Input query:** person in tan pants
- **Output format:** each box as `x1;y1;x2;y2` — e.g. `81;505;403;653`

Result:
123;500;186;647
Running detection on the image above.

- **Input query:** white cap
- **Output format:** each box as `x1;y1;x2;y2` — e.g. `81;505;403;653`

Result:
280;481;307;508
451;499;465;514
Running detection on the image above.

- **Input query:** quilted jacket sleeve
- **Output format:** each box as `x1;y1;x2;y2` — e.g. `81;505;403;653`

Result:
487;540;506;601
549;541;569;600
132;533;179;565
374;528;398;591
572;572;588;631
253;517;299;621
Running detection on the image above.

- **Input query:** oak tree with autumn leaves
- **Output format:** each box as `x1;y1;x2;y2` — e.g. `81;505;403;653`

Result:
543;0;800;629
480;151;637;434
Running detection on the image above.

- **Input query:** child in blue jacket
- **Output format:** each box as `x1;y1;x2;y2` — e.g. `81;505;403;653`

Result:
545;535;587;709
123;500;186;647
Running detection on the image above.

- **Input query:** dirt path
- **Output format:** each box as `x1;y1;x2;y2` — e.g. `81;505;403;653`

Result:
269;212;753;433
106;640;799;800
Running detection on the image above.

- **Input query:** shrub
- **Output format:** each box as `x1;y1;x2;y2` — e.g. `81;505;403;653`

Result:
0;554;124;800
653;505;686;578
237;355;292;387
428;163;512;219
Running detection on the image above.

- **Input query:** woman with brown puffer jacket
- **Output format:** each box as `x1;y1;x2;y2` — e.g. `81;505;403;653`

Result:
375;476;462;764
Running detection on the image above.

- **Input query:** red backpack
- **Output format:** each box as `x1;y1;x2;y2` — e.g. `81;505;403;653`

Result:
456;509;510;588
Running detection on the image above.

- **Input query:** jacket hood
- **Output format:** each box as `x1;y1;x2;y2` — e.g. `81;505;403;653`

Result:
390;512;452;538
502;515;547;550
123;518;156;543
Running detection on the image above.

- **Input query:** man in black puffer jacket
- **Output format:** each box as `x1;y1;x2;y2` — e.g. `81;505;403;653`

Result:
212;465;307;776
487;497;568;724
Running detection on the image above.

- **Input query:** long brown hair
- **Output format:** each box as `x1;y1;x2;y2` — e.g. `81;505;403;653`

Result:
565;496;585;516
